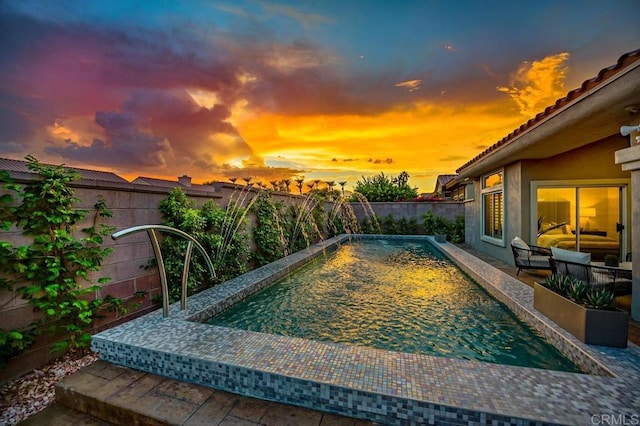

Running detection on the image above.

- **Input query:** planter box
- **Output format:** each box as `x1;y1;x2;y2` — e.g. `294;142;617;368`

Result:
434;234;447;243
533;283;629;348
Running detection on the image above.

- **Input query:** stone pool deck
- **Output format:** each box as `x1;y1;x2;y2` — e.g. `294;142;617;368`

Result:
62;235;640;425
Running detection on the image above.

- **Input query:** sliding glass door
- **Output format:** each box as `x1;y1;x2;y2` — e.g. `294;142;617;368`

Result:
535;184;627;262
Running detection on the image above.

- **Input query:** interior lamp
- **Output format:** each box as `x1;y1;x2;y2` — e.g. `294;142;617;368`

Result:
580;207;596;218
579;207;596;231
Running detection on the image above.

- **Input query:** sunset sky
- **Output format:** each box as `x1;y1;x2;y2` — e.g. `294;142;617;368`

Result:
1;1;639;193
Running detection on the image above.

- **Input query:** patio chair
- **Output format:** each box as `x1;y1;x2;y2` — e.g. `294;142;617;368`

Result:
550;258;632;296
511;237;553;276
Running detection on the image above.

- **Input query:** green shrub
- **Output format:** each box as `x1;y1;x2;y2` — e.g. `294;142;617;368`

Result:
381;214;398;234
422;211;464;242
158;188;250;299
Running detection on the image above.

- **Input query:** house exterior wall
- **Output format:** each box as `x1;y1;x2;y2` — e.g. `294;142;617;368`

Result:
467;136;631;266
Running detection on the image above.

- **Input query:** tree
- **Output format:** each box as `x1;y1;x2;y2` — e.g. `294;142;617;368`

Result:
282;179;291;193
351;172;418;202
338;181;347;195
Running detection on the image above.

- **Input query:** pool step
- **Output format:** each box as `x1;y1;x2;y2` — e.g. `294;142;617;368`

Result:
55;360;375;425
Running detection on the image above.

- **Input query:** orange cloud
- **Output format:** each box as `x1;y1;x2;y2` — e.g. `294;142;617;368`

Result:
497;53;570;118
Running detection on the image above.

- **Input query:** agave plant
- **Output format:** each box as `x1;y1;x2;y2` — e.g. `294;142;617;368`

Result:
544;274;574;296
584;288;616;310
566;279;587;303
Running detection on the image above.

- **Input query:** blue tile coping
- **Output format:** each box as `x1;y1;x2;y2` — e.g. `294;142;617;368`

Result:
92;235;640;425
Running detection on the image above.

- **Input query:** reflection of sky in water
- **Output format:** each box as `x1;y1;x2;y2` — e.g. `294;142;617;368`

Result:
209;240;579;372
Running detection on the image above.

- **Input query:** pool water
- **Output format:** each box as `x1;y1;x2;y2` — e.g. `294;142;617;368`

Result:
209;239;580;372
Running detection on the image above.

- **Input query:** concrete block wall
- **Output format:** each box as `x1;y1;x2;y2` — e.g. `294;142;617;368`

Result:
349;201;465;232
0;178;327;379
0;178;226;380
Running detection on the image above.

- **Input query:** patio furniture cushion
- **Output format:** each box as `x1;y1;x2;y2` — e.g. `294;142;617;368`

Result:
522;255;552;268
551;247;591;281
511;236;530;250
511;238;553;276
551;247;591;264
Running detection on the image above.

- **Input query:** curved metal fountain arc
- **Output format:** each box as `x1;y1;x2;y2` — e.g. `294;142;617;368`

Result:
111;225;216;318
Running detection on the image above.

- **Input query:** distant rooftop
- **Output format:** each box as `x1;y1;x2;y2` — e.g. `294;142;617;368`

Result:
0;157;129;183
436;174;457;187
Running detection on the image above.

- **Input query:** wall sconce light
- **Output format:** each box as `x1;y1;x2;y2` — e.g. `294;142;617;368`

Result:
620;124;640;145
620;125;640;136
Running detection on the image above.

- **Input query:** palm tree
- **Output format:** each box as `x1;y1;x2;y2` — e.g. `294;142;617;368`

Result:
229;177;238;184
313;179;321;189
338;181;347;195
295;177;305;195
306;183;315;193
242;177;252;186
269;180;278;190
326;181;336;191
282;179;291;193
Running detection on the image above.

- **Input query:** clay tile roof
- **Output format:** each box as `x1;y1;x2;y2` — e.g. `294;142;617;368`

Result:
456;48;640;174
0;157;129;183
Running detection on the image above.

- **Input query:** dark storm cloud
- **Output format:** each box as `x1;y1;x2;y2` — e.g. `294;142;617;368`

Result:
46;89;254;170
216;163;304;181
45;110;172;167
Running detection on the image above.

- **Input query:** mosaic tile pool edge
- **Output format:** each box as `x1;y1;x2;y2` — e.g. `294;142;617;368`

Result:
92;235;640;425
92;339;556;426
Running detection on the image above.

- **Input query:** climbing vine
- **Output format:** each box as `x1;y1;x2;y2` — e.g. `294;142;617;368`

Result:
0;156;115;366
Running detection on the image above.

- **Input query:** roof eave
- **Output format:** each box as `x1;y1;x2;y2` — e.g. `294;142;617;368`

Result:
457;51;640;180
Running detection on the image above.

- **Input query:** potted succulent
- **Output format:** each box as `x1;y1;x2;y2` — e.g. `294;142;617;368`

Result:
604;254;619;267
533;275;629;347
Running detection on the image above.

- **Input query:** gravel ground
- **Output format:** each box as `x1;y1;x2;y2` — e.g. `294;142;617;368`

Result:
0;351;98;426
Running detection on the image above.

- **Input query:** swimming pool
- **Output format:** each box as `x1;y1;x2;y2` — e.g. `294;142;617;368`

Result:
92;235;640;425
209;239;579;372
